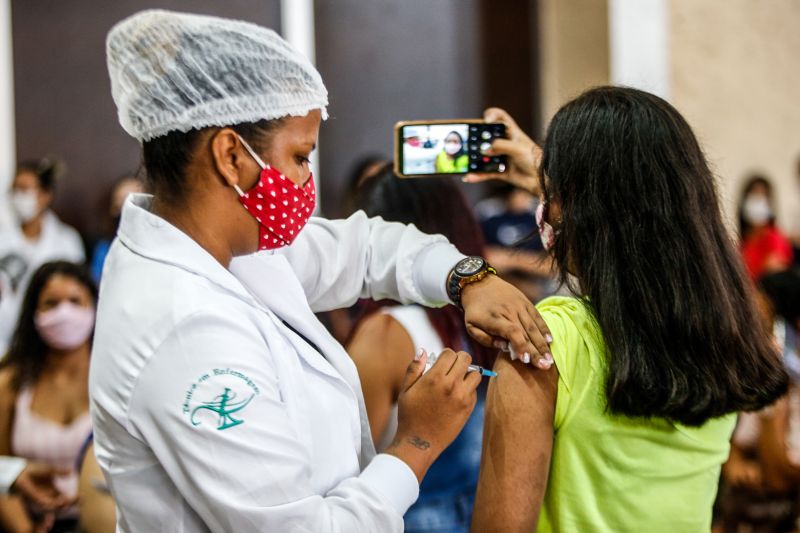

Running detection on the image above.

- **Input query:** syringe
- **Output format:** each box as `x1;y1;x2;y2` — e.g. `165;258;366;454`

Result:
423;351;498;378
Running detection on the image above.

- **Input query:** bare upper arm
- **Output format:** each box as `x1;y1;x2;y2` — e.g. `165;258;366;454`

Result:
0;369;17;455
346;312;415;443
472;354;558;532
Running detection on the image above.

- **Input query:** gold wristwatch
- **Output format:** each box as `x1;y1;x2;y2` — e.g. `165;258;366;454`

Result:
447;256;497;310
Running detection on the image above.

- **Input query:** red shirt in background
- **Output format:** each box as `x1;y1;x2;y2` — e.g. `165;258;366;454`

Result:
741;226;794;280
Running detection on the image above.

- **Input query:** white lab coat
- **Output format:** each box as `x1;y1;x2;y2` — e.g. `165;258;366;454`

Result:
89;194;465;533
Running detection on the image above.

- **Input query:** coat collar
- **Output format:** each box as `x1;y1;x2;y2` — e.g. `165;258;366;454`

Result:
117;194;257;305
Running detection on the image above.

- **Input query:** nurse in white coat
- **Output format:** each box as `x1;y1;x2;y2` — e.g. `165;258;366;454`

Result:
90;10;552;533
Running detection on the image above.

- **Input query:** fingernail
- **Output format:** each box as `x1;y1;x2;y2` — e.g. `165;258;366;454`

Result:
546;334;553;344
537;358;553;370
522;352;531;364
544;352;554;364
509;350;517;361
415;348;425;361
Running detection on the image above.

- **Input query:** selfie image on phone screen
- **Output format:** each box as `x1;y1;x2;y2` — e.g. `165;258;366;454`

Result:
401;124;470;175
396;121;506;177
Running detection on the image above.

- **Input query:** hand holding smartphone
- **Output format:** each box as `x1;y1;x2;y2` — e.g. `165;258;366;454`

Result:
394;120;507;178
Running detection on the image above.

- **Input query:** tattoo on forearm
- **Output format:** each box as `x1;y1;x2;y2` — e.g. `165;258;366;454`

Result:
386;435;431;452
409;436;431;450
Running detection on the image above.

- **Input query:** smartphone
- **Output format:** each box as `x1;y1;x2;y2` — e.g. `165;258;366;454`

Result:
394;120;507;178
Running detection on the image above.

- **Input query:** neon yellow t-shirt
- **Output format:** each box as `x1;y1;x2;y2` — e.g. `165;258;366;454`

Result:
434;151;468;173
536;296;736;533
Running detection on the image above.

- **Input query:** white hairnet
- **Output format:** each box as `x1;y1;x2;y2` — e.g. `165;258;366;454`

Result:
106;9;328;142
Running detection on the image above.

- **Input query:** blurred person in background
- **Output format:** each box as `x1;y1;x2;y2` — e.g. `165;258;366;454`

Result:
347;163;499;532
475;184;556;302
469;90;788;532
0;159;85;355
738;174;793;281
89;175;144;282
434;131;468;174
717;268;800;532
0;261;95;533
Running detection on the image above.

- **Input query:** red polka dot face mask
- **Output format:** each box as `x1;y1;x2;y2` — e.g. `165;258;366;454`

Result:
235;135;316;251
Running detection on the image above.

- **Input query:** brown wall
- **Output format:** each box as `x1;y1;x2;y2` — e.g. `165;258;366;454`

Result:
315;0;538;217
13;1;538;234
12;1;280;241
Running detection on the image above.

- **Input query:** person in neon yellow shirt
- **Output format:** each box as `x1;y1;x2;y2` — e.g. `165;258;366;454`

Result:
468;88;789;532
435;131;469;173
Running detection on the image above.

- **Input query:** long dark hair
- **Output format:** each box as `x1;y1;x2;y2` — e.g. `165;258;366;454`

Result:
350;163;495;367
540;86;787;426
737;174;776;238
3;261;98;391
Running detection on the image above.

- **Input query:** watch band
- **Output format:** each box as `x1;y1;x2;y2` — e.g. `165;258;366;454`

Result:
447;258;497;310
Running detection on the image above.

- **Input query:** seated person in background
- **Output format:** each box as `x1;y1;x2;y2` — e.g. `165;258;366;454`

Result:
738;174;794;281
434;131;469;173
0;261;95;533
717;268;800;532
346;163;524;533
89;175;144;282
471;90;788;532
0;159;85;355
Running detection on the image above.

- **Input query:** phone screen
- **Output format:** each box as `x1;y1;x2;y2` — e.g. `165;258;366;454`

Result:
398;122;506;177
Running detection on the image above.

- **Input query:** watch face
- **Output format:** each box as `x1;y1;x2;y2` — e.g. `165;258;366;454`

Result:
455;256;485;276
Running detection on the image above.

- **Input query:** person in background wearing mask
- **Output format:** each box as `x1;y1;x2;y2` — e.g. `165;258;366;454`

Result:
91;10;552;533
0;160;85;355
738;174;793;281
435;131;469;173
0;261;95;533
89;175;144;282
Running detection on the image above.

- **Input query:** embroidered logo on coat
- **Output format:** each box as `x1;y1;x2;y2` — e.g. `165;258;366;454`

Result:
183;369;260;430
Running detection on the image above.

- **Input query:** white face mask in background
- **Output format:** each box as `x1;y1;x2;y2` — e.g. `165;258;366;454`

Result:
11;190;40;223
444;141;462;156
742;195;772;226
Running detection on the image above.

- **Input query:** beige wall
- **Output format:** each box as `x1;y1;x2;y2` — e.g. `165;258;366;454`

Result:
538;0;610;131
670;0;800;232
538;0;800;235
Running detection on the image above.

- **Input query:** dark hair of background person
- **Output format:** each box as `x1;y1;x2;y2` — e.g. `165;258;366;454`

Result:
3;261;98;392
443;130;467;159
141;119;284;203
539;86;788;426
15;157;64;193
737;174;777;238
760;269;800;324
348;162;495;368
342;154;390;215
